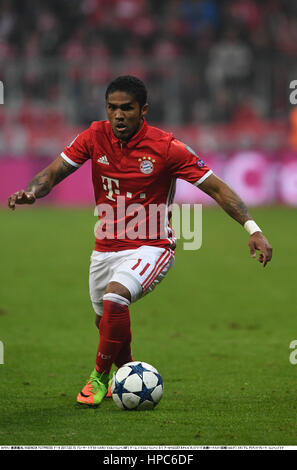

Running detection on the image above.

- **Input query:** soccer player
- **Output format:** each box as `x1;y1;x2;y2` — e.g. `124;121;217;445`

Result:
8;76;272;406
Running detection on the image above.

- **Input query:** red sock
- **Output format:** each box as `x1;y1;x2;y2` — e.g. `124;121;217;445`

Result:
114;326;133;369
96;293;131;375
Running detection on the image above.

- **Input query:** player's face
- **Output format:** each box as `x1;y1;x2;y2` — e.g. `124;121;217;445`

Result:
106;91;148;141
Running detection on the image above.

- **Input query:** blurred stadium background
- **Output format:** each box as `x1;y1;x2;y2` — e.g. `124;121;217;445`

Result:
1;1;297;447
0;0;297;207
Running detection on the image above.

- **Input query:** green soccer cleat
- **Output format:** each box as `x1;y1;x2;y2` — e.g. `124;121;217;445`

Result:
77;368;110;406
105;371;115;398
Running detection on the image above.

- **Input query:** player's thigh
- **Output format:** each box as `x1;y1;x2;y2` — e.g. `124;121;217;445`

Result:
89;249;136;317
109;246;175;303
89;250;115;317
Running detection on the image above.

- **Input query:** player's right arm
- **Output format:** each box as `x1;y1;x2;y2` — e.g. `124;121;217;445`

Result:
7;155;78;210
8;127;91;210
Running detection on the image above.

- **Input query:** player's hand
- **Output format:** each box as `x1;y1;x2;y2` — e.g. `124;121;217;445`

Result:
248;232;272;267
7;190;36;210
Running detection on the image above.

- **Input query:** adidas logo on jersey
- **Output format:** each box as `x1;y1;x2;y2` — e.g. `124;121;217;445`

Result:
97;155;109;165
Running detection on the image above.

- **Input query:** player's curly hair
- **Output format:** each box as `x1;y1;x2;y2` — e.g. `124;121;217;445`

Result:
105;75;148;108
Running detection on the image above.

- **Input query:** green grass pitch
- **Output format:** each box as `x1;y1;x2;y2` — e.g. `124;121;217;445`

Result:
0;205;296;446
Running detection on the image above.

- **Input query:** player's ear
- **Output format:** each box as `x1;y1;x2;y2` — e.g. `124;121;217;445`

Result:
141;103;148;119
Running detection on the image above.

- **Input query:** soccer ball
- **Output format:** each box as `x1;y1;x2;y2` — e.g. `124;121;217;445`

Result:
111;361;163;411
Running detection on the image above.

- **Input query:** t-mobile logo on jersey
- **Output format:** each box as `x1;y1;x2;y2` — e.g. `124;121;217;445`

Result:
101;176;120;201
0;81;3;104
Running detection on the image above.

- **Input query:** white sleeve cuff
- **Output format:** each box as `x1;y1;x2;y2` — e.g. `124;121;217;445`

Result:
60;152;81;168
193;170;213;187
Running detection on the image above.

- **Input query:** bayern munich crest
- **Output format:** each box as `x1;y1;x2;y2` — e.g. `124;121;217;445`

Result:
138;157;155;175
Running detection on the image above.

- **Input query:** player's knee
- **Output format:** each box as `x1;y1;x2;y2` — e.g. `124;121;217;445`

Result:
105;281;131;302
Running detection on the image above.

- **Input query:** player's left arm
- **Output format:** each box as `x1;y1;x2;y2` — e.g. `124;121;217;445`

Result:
199;173;273;267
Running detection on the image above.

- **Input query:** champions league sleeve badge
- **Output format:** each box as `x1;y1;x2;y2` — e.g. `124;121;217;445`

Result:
196;158;205;168
185;144;205;168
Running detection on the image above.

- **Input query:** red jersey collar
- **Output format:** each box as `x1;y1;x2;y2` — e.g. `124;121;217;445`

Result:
109;119;148;148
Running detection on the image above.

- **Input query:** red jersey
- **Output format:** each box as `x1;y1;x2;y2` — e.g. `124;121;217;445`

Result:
61;120;212;252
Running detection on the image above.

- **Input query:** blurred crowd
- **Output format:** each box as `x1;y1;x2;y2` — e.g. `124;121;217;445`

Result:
0;0;296;140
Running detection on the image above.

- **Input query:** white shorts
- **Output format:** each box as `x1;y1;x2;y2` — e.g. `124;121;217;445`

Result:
89;246;175;316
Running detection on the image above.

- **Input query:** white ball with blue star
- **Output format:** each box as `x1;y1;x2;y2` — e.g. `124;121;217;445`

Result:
110;361;163;410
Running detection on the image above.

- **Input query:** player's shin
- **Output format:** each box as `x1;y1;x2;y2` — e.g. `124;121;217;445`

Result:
96;293;131;375
114;327;133;369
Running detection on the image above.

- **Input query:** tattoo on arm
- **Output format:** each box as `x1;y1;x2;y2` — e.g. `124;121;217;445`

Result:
216;187;252;225
26;158;78;199
199;174;252;226
26;169;52;198
53;159;78;185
